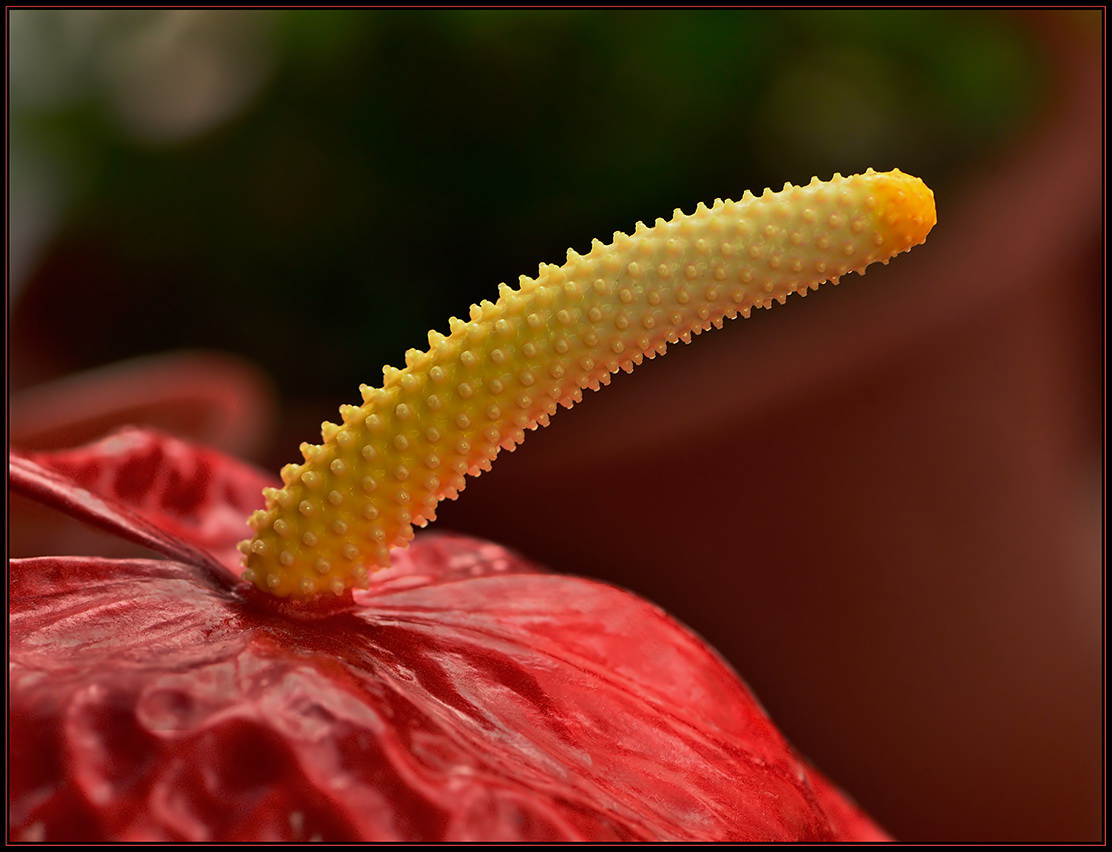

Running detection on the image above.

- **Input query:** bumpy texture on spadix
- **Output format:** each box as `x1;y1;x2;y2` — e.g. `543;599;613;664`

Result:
241;168;935;597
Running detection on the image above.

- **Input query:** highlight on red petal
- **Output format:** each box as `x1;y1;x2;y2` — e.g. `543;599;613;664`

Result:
10;532;886;842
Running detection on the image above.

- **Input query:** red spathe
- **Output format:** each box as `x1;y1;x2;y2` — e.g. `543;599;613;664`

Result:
10;429;885;842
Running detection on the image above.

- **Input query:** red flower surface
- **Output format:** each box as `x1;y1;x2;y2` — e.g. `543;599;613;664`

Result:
9;428;886;842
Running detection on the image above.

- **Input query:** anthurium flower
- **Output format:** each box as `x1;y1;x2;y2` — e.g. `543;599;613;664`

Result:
10;429;886;842
10;169;934;841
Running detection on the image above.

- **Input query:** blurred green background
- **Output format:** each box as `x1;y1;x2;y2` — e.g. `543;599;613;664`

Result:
9;9;1102;844
11;9;1045;408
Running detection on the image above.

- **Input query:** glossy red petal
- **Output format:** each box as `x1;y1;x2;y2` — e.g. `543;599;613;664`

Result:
10;532;886;842
9;451;228;588
12;428;275;573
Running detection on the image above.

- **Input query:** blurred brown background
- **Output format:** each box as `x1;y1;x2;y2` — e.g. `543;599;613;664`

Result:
9;10;1102;842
